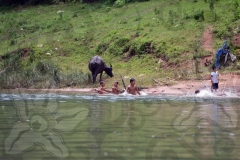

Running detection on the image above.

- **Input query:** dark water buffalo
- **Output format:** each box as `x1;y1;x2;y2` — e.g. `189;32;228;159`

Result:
88;56;114;83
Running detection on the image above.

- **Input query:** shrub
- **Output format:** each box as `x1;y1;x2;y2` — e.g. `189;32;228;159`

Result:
114;0;125;7
107;37;130;55
212;25;233;39
128;39;153;55
96;42;109;54
193;10;204;21
34;60;55;76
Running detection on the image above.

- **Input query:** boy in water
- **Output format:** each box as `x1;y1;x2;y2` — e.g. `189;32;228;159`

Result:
211;66;219;92
97;81;111;94
112;81;120;94
127;78;141;95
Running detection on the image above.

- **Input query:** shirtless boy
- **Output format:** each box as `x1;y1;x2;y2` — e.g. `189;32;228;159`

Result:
127;78;141;95
97;81;111;94
112;81;120;94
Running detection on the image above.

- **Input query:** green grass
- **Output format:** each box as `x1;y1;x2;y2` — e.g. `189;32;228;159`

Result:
0;0;240;89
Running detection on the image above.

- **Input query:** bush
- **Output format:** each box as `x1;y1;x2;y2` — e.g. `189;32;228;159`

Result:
237;62;240;70
96;42;109;54
107;37;130;55
212;25;233;39
114;0;125;7
35;60;55;76
128;39;153;56
193;10;204;21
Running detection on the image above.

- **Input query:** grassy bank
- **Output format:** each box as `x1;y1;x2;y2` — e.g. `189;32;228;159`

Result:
0;0;240;89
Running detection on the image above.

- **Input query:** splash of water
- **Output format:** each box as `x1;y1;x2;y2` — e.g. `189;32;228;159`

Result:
120;91;148;96
222;88;238;97
195;89;215;98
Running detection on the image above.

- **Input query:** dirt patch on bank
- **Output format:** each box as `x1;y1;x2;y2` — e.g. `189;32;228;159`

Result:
8;74;240;97
202;25;214;53
233;33;240;48
201;25;215;67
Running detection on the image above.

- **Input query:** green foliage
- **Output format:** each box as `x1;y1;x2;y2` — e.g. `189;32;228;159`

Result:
231;0;240;21
154;8;160;15
236;62;240;70
127;39;153;56
96;42;109;54
212;25;233;39
0;0;240;87
108;37;130;55
59;68;91;87
35;60;55;75
0;57;90;88
193;10;204;21
114;0;126;7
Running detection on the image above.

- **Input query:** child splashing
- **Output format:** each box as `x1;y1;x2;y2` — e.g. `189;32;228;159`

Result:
127;78;141;95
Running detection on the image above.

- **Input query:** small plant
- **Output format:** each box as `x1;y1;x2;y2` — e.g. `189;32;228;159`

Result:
119;19;127;24
154;8;160;15
114;0;126;8
193;10;204;21
57;10;64;19
96;42;109;54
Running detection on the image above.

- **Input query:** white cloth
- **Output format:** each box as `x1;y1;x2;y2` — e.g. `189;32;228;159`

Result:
211;71;219;83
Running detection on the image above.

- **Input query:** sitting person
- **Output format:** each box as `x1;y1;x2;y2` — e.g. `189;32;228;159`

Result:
96;81;111;94
112;81;120;94
127;78;141;95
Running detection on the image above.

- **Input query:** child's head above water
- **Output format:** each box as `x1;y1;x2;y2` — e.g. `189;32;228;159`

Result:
130;78;136;85
195;90;200;94
100;81;105;86
114;81;118;86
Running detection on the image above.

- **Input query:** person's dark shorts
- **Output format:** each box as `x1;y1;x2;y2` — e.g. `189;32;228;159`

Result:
212;83;218;90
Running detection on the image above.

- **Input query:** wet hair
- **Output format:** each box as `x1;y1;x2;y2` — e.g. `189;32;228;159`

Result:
100;81;104;85
212;65;217;70
195;90;200;94
130;78;135;83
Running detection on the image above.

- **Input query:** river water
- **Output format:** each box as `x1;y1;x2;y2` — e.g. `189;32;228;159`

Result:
0;89;240;160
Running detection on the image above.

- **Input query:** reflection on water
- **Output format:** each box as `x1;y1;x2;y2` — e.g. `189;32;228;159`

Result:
0;90;240;159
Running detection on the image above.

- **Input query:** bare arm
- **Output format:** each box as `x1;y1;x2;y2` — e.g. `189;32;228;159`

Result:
136;86;141;95
127;86;130;93
103;88;112;93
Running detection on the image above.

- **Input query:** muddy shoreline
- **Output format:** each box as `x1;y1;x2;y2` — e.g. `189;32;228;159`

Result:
2;73;239;97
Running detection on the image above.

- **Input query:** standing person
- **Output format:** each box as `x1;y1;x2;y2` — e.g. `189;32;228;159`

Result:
127;78;141;95
112;81;120;94
211;66;219;92
97;81;111;94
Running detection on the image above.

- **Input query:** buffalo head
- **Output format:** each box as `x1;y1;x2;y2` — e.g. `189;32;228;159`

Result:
104;63;114;77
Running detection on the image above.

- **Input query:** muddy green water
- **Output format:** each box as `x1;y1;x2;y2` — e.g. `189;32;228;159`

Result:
0;91;240;160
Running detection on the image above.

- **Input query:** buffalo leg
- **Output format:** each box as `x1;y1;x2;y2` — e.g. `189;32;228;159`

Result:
99;72;103;82
92;73;97;83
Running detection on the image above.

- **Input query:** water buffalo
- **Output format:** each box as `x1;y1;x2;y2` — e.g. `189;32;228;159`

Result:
88;55;114;83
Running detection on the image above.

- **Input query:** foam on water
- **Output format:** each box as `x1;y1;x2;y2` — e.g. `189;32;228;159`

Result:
120;91;147;96
195;89;215;98
1;87;239;103
222;88;238;97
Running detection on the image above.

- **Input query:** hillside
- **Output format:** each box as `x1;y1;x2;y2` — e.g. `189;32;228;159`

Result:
0;0;240;89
